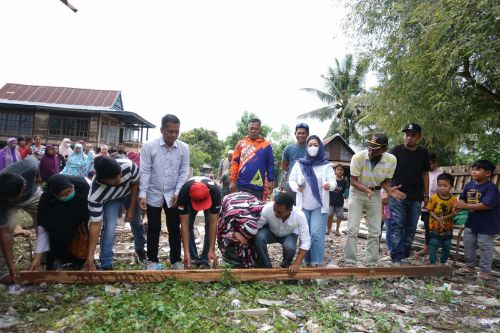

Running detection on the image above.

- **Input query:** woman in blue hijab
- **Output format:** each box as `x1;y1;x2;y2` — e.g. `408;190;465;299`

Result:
60;143;90;177
288;135;336;267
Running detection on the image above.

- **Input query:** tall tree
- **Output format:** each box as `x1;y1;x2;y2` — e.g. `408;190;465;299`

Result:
345;0;500;161
299;54;370;142
224;111;272;150
180;128;224;172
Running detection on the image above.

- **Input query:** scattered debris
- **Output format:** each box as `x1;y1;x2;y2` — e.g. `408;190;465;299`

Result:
473;296;500;307
104;285;121;296
231;299;241;308
280;309;297;321
230;308;269;315
257;299;285;307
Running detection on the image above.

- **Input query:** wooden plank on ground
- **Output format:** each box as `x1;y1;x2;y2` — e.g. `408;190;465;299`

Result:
18;266;451;284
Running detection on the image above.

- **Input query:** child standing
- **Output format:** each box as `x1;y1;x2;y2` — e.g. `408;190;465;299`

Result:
426;173;457;264
417;152;442;258
455;160;499;279
327;165;347;236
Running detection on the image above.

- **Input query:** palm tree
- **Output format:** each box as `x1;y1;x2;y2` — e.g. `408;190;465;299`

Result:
299;54;369;142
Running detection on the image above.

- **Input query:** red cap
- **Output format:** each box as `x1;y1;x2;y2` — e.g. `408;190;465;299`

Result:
189;182;212;211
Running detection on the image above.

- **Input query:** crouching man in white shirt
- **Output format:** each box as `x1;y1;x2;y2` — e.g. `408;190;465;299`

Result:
254;193;310;276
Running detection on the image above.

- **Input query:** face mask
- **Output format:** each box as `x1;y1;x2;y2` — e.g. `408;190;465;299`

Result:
59;190;75;202
64;142;70;148
307;146;319;157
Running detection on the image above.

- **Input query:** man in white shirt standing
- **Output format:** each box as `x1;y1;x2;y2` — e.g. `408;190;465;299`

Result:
139;114;190;269
254;193;310;276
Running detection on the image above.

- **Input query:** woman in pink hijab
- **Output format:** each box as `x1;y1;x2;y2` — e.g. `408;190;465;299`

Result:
58;138;73;160
127;151;140;167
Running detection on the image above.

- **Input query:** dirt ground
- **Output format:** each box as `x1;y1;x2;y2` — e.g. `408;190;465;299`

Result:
2;213;499;332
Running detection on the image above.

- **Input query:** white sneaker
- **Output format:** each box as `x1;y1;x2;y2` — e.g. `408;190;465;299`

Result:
170;261;184;270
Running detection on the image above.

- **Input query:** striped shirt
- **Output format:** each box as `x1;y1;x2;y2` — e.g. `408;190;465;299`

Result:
350;150;397;187
88;159;139;223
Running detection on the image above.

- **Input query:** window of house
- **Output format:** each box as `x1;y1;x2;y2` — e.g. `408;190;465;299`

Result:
49;115;90;139
0;112;34;135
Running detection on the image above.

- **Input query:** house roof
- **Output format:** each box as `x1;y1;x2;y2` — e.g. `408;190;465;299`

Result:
322;133;356;155
0;83;154;128
0;83;122;110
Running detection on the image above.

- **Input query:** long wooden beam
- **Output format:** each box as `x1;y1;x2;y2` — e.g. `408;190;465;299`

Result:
18;266;451;284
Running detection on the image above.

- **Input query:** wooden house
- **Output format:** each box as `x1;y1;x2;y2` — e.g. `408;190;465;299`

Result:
0;83;154;150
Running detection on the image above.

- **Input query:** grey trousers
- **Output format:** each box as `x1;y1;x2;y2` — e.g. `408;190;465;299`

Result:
463;228;495;273
0;187;42;280
344;187;382;266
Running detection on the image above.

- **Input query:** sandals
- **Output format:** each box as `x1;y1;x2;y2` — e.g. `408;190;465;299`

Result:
455;267;476;275
477;271;493;280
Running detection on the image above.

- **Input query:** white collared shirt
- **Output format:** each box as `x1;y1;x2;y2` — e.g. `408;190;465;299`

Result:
257;202;311;250
139;137;190;207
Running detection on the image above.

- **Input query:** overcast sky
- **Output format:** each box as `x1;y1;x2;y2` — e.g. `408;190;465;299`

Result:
0;0;370;142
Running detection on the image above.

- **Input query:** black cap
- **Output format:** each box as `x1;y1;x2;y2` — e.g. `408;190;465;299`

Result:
295;122;309;132
366;133;388;149
402;123;422;134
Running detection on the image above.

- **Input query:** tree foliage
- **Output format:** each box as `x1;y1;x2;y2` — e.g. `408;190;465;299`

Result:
179;127;224;173
224;111;272;150
345;0;500;163
268;124;294;181
299;54;370;143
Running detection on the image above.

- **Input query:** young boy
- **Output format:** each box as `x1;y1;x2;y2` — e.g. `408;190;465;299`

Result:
426;173;457;265
327;165;347;236
417;152;442;258
455;160;499;279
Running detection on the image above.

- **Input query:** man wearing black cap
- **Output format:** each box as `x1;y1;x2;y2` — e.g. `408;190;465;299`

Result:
344;134;405;267
177;176;221;269
388;123;431;264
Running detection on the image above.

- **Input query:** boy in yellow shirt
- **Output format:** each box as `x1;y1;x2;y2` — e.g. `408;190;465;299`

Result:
426;173;457;264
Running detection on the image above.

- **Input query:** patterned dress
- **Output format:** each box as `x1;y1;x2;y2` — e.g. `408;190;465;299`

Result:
217;192;265;267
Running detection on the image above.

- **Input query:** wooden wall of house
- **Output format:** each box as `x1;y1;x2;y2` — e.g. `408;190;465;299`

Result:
34;111;50;138
89;115;99;144
325;138;354;162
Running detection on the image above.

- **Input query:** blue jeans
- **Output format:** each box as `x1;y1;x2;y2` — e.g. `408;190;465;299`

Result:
254;226;298;268
238;187;264;201
99;196;145;267
385;218;394;252
302;207;327;266
189;208;210;265
389;198;421;263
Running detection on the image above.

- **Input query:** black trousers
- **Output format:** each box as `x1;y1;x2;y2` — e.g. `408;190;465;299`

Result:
146;202;181;264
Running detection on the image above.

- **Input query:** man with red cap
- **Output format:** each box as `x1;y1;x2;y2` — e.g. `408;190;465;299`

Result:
177;176;221;268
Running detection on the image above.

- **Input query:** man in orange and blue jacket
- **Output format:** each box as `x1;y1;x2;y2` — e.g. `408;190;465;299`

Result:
229;118;274;201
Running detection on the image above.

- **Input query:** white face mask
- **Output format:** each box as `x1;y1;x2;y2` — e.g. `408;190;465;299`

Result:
64;142;70;148
307;146;319;157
